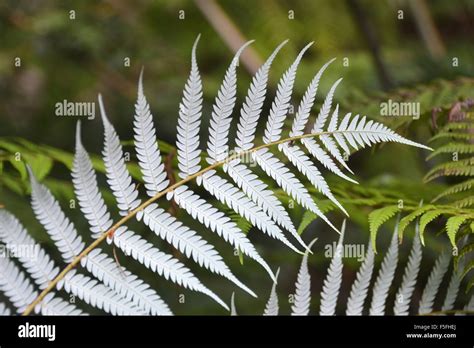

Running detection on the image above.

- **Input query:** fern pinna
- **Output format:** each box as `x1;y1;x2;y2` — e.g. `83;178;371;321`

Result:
0;37;431;315
231;220;473;315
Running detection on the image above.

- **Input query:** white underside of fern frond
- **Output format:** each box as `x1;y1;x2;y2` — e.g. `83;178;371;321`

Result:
263;268;280;316
393;223;422;316
0;210;59;290
369;224;399;315
346;243;375;315
111;226;229;310
254;148;339;236
201;170;304;254
418;250;451;314
173;185;275;281
225;160;297;235
83;249;172;315
291;239;317;316
60;270;145;315
141;204;254;299
0;303;11;316
320;223;345;315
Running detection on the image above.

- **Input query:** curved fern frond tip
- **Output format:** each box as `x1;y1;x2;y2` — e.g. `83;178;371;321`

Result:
16;37;435;315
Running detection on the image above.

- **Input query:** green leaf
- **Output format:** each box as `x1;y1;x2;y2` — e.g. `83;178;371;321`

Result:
8;157;26;180
446;215;469;247
368;205;399;252
398;205;435;242
419;209;443;245
426;143;474;161
297;210;317;235
25;154;54;181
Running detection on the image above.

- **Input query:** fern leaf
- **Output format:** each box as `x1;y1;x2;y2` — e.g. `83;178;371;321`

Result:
61;270;144;315
290;58;336;137
207;41;253;163
393;221;422;315
230;292;237;316
279;142;347;215
446;215;469;247
453;196;474;208
263;268;280;316
312;78;343;133
335;113;432;151
177;35;203;178
41;293;85;316
28;170;85;265
441;268;462;311
254;148;339;236
0;255;83;315
73;125;230;307
72;122;113;239
263;42;312;144
0;210;59;289
172;185;275;281
419;210;443;246
142;204;255;298
0;255;41;314
99;95;141;216
0;303;11;316
83;249;172;315
112;226;229;309
346;242;375;315
133;70;169;197
398;205;435;242
291;238;317;315
369;221;399;315
321;110;354;174
427;143;474;160
301;138;358;183
201;170;303;254
297;210;317;235
424;157;474;182
368;205;399;252
418;250;451;314
225;161;298;236
320;221;345;315
235;40;288;152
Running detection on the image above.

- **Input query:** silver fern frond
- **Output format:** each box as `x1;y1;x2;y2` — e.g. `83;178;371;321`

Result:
393;220;423;315
346;242;375;315
4;37;435;315
263;268;280;316
418;250;451;314
291;238;317;316
320;221;345;315
369;219;399;315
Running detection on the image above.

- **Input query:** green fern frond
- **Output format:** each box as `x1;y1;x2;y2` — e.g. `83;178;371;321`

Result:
426;143;474;161
369;205;400;252
424;157;474;182
453;196;474;208
297;211;318;235
433;179;474;202
429;131;474;142
398;205;435;242
446;216;470;247
419;209;444;245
